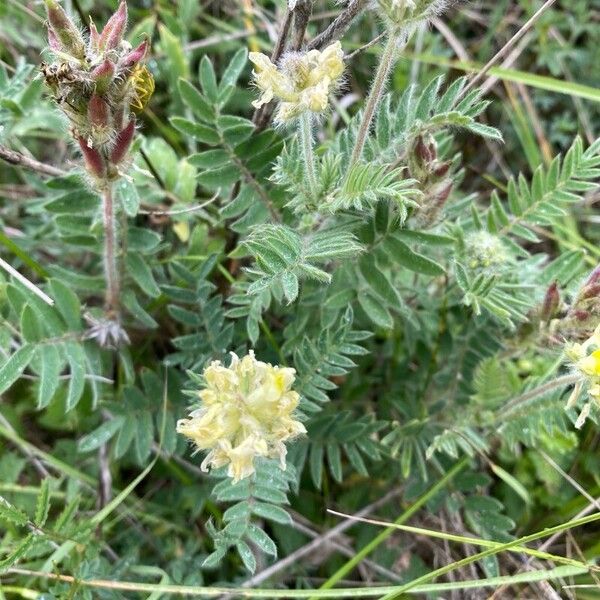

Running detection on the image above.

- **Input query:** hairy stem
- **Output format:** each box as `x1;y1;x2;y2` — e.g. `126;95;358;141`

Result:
299;112;318;200
349;30;402;169
102;183;120;320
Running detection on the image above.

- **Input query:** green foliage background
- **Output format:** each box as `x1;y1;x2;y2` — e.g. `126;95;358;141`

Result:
0;0;599;597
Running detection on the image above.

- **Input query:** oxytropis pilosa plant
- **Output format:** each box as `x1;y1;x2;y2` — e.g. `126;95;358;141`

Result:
42;0;153;345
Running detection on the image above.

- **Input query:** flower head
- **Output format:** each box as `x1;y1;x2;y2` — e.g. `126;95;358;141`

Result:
249;42;344;123
177;351;306;482
564;324;600;428
374;0;449;29
464;231;508;273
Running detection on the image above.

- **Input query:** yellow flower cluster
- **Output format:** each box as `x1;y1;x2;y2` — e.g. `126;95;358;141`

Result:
176;351;306;482
564;325;600;428
249;42;344;122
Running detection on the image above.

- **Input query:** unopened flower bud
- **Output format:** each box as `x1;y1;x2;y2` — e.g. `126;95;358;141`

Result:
99;0;128;51
465;230;507;272
47;28;61;52
44;0;86;59
432;160;451;177
415;136;435;163
580;266;600;300
120;40;149;71
88;94;110;129
92;59;115;94
582;283;600;301
110;118;136;164
77;136;106;178
585;266;600;286
433;179;452;208
541;281;560;321
88;17;100;53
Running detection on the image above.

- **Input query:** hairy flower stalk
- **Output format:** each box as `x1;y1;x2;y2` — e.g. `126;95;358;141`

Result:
349;30;402;168
177;351;306;483
102;185;119;322
349;0;452;169
299;112;318;199
42;0;153;345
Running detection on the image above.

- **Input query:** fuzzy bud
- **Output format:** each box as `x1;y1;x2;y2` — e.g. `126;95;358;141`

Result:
44;0;86;59
77;136;106;178
432;160;451;178
541;281;560;322
47;28;61;52
120;40;149;71
415;136;435;163
433;179;452;209
88;94;110;129
92;59;115;94
88;17;100;53
110;118;136;164
582;283;600;301
99;0;128;50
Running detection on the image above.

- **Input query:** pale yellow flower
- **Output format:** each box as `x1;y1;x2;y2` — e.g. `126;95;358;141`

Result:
564;324;600;428
249;42;344;122
177;351;306;483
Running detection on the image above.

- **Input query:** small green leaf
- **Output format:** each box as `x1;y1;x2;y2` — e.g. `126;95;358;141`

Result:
78;418;124;453
34;478;51;527
0;497;28;526
0;345;36;395
199;56;218;102
384;237;445;276
178;79;215;122
251;502;292;525
170;117;219;145
236;540;257;573
126;254;161;298
37;345;61;409
246;524;277;557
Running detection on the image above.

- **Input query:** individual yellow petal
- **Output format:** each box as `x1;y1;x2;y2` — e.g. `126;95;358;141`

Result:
300;79;331;112
314;41;344;82
577;349;600;377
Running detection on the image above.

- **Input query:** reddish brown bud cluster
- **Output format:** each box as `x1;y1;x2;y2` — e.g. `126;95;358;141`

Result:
41;0;151;183
541;281;560;322
555;265;600;341
411;135;454;227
